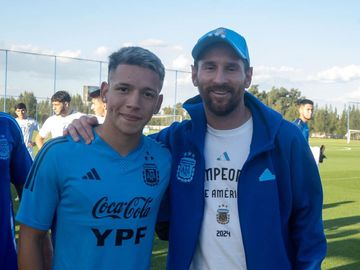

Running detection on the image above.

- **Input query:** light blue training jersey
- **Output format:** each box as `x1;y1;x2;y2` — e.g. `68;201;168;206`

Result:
17;132;171;270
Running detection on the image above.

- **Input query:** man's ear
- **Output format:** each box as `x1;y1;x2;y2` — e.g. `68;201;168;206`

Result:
153;94;163;114
244;67;253;88
100;81;109;103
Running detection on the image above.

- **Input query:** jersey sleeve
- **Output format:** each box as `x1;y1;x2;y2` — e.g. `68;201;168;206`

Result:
16;139;63;231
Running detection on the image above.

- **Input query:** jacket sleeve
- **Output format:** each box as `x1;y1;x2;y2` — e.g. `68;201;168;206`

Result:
289;134;327;269
155;188;170;241
10;117;33;187
150;125;176;241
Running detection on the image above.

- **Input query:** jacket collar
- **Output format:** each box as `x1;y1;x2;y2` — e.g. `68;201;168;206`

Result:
183;92;284;157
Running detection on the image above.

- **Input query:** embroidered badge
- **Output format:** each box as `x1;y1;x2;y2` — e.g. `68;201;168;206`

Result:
216;204;230;224
143;151;159;186
176;152;196;183
0;137;10;160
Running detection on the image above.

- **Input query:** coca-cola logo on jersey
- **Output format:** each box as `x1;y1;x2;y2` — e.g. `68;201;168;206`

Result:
92;196;153;219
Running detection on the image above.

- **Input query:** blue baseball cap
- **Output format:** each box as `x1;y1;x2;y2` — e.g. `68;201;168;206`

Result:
192;27;250;65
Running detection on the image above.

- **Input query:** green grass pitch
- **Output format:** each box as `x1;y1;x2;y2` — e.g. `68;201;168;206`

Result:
151;138;360;269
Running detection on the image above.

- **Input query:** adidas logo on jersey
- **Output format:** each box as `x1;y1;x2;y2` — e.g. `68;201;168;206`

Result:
217;152;230;161
82;168;101;180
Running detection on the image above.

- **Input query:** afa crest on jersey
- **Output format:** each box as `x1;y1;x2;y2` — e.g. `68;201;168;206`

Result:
217;204;230;224
176;152;196;183
0;137;10;160
143;151;160;186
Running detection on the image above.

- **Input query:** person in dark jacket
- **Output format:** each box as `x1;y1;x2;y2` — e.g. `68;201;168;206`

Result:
0;113;32;270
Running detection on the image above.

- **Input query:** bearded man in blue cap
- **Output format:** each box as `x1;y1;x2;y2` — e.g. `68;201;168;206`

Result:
67;27;327;270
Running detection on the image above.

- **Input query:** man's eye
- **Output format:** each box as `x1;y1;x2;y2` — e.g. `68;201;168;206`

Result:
226;65;238;71
204;65;215;70
144;91;156;98
117;87;128;93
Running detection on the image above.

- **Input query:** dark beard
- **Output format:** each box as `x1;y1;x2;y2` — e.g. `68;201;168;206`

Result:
201;84;241;116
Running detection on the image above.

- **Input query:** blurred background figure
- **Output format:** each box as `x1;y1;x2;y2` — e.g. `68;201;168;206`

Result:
294;99;326;164
35;90;83;150
293;99;314;141
88;86;106;123
14;103;39;160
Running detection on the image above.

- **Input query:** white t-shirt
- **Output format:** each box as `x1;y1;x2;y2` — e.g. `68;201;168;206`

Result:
16;117;39;159
38;111;84;139
94;115;105;124
190;117;253;270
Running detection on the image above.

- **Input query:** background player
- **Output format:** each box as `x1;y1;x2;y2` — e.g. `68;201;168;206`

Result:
35;90;83;150
88;86;107;123
294;98;326;164
14;103;39;160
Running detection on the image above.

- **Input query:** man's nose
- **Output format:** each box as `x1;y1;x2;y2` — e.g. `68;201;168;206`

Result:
213;69;227;84
126;91;141;109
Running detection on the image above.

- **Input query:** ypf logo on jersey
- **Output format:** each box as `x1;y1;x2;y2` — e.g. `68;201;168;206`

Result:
176;152;196;183
0;136;10;160
142;151;159;186
217;204;230;224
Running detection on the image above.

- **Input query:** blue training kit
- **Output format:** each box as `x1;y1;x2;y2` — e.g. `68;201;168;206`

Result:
293;118;310;142
153;92;326;270
17;132;171;270
0;112;32;270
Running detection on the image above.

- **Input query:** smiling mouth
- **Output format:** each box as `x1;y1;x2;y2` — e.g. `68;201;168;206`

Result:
121;113;142;121
212;90;228;95
210;89;231;98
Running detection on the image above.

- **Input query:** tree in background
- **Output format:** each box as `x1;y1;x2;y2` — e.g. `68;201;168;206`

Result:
348;105;360;130
336;109;347;136
1;89;360;138
0;96;18;115
71;94;90;114
36;99;51;124
249;85;302;121
162;102;188;119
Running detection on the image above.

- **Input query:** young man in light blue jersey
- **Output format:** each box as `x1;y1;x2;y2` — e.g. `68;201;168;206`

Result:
16;46;171;270
0;112;32;270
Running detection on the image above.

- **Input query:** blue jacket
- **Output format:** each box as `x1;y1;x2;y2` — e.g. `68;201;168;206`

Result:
154;92;326;270
0;113;32;270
